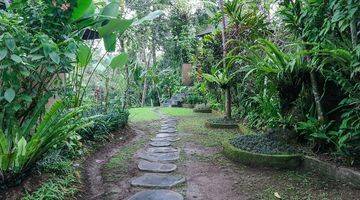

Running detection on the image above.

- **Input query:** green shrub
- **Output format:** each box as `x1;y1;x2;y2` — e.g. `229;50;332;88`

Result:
79;106;129;142
184;94;204;104
0;101;90;187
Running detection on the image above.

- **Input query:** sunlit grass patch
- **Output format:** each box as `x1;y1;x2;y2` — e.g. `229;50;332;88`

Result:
160;107;194;117
129;107;159;122
177;114;239;147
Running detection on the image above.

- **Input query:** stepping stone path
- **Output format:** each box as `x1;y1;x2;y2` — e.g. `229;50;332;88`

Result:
150;141;172;147
128;190;183;200
138;160;177;173
128;116;185;200
139;152;180;162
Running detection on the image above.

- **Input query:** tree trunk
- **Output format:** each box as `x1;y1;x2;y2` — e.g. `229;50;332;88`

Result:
120;0;128;111
104;77;109;112
348;0;358;48
141;77;148;107
310;70;324;121
219;0;227;68
141;51;151;107
225;87;232;119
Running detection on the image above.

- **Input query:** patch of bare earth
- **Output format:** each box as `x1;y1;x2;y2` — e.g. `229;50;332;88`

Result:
97;120;162;200
80;126;137;199
179;135;360;200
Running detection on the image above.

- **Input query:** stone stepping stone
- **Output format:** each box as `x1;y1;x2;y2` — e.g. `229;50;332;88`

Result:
139;152;179;162
147;147;179;153
131;173;185;188
156;133;177;138
150;141;171;147
128;190;183;200
159;129;177;133
151;137;180;142
138;160;177;173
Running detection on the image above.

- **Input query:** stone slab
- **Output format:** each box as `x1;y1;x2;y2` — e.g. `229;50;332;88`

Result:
159;129;177;133
138;160;177;173
156;133;177;138
151;137;180;142
139;152;180;162
150;141;171;147
128;190;183;200
131;173;185;188
147;147;179;153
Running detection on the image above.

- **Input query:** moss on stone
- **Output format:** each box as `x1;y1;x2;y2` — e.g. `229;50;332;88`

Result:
205;119;239;129
222;140;302;169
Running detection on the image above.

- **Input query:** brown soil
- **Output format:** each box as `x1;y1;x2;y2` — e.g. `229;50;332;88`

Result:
96;120;162;200
79;126;137;199
178;136;360;200
1;173;51;200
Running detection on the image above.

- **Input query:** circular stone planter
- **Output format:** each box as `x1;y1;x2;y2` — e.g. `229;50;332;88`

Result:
182;103;195;108
222;140;302;169
193;108;212;113
205;119;239;129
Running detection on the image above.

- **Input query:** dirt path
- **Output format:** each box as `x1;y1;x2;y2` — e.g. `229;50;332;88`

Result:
83;110;360;200
82;127;140;199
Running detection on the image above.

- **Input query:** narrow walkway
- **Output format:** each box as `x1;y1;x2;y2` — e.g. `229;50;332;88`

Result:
127;116;185;200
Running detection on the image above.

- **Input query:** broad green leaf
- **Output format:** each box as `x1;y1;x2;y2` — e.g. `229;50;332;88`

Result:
109;53;128;69
98;18;133;37
4;33;16;51
82;1;96;19
49;52;60;64
30;54;44;61
0;129;9;154
77;44;92;67
10;55;22;63
17;137;27;157
0;49;8;61
4;88;16;103
103;33;116;52
71;0;93;21
101;2;120;18
134;10;164;25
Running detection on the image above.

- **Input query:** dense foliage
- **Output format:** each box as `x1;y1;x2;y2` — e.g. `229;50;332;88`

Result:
191;0;360;164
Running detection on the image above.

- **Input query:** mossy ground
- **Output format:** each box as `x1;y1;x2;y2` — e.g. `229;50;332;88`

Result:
129;107;160;122
171;108;360;199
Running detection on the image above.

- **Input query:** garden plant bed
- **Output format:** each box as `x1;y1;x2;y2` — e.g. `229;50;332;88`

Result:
205;118;239;129
223;135;360;187
222;140;302;169
193;108;212;113
182;103;195;108
193;104;212;113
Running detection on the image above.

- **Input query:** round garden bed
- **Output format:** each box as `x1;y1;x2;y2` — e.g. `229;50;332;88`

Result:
193;104;212;113
205;118;238;129
182;103;195;108
222;134;302;169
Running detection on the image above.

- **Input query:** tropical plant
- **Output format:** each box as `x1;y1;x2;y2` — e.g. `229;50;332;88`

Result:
0;101;90;186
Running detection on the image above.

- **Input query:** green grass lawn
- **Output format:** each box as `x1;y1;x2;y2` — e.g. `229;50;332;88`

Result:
129;107;160;122
159;107;194;117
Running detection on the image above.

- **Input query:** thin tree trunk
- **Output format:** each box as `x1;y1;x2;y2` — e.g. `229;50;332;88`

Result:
151;28;160;105
349;0;357;47
310;70;324;121
225;87;232;119
141;51;151;107
219;0;227;69
104;77;109;112
141;78;148;107
120;0;128;111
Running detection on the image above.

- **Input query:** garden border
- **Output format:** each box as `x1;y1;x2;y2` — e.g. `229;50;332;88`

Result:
205;120;239;129
193;108;212;113
222;140;360;188
222;140;302;169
